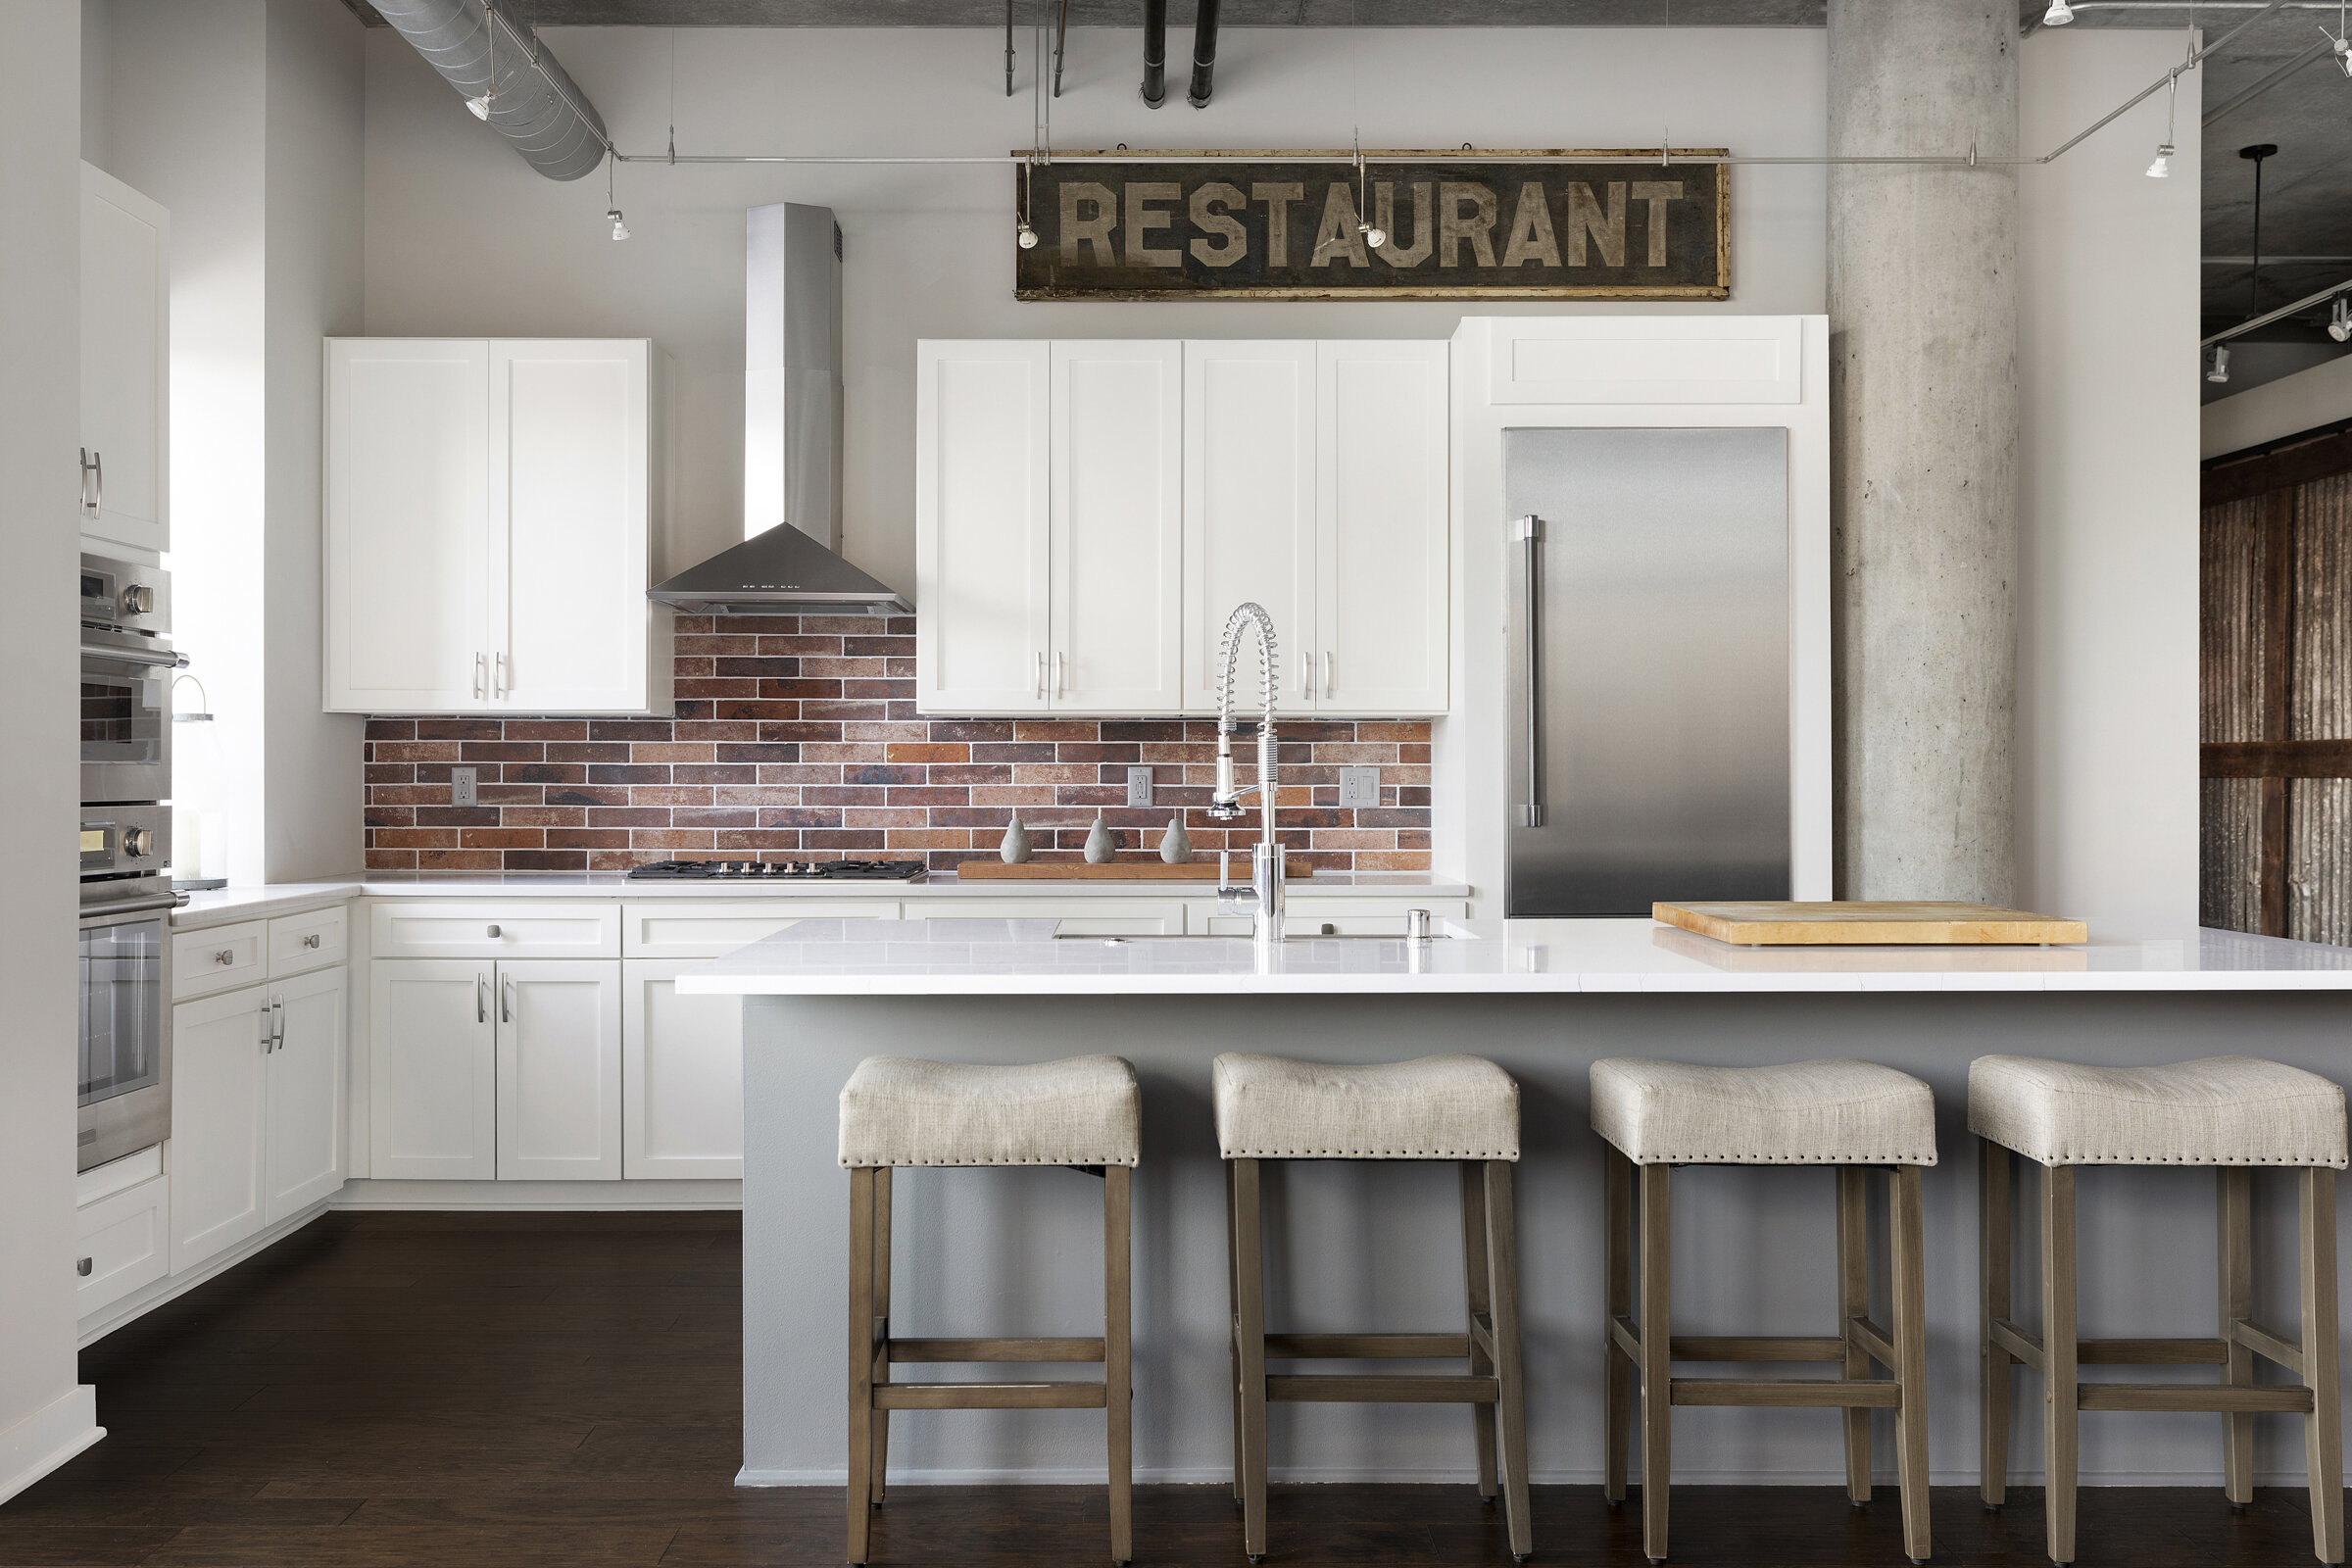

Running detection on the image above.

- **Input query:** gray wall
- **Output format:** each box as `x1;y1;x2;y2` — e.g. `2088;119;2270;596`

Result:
749;991;2352;1488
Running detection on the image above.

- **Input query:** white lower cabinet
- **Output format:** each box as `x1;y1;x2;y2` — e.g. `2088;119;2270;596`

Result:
623;960;743;1180
266;966;348;1221
75;1172;170;1319
169;985;271;1274
370;956;620;1181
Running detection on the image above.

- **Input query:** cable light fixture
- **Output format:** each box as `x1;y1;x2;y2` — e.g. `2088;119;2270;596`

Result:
466;0;496;119
2208;343;2232;382
2330;294;2352;342
606;152;629;241
2045;0;2076;24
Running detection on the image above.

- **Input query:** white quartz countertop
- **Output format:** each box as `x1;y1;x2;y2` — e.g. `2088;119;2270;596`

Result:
168;870;1470;929
676;916;2352;996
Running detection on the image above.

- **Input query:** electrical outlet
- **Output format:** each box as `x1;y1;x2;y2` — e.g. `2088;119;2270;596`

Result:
1338;766;1381;808
451;766;478;807
1125;766;1153;808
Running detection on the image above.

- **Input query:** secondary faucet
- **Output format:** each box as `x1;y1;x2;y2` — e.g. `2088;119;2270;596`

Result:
1207;602;1286;944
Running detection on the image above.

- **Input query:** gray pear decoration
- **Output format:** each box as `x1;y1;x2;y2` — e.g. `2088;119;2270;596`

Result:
1084;812;1116;864
999;813;1031;863
1159;812;1193;864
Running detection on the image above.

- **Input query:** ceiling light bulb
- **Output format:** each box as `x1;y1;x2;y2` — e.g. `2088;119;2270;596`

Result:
466;93;493;120
2338;37;2352;77
2044;0;2075;24
2208;344;2231;384
1016;220;1039;250
1359;221;1389;250
2331;296;2352;344
608;208;630;242
2146;144;2173;178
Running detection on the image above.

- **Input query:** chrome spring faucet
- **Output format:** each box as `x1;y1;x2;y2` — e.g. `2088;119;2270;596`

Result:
1208;602;1286;944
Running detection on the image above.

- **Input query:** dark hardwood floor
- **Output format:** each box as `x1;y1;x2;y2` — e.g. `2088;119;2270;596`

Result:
0;1211;2331;1565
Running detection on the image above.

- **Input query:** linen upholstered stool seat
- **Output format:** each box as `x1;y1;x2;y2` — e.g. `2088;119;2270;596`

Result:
1215;1054;1532;1563
839;1055;1141;1566
1972;1055;2348;1567
1591;1058;1937;1566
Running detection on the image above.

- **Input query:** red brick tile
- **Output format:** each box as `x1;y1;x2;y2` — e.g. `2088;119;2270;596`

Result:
364;849;418;868
885;742;969;763
632;829;719;851
461;828;546;850
1354;850;1433;871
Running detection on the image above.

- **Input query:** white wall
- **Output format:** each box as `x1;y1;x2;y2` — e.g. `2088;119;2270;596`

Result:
2015;27;2202;938
2203;350;2352;461
0;0;103;1506
364;24;1831;597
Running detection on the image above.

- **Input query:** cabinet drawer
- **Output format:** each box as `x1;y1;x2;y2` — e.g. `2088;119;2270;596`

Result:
173;921;268;1000
899;899;1188;936
370;901;619;959
1192;899;1467;937
622;901;900;959
269;904;348;977
76;1171;169;1319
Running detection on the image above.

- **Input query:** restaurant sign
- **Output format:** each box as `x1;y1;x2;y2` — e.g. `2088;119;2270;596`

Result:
1013;151;1729;302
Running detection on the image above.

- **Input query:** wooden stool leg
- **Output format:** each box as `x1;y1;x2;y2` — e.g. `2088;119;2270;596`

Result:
2219;1166;2255;1508
1104;1164;1134;1566
1639;1161;1674;1566
1836;1163;1873;1507
870;1166;892;1510
2301;1167;2345;1565
1460;1160;1499;1502
1890;1164;1934;1564
1225;1157;1245;1508
846;1166;876;1565
1981;1140;2013;1511
1485;1159;1535;1562
2041;1163;2080;1567
1604;1145;1634;1507
1235;1157;1271;1563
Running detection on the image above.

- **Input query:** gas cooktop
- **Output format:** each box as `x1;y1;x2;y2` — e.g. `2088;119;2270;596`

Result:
627;858;928;882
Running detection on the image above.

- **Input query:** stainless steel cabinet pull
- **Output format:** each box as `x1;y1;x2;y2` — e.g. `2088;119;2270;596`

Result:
271;998;285;1051
1513;514;1544;828
77;448;95;514
302;933;321;949
215;949;235;966
1323;651;1333;697
486;923;501;938
477;973;488;1023
495;651;509;697
474;652;487;700
1299;651;1311;699
93;450;103;515
502;976;514;1024
1035;651;1046;700
261;1004;274;1048
76;1257;93;1277
1056;651;1067;696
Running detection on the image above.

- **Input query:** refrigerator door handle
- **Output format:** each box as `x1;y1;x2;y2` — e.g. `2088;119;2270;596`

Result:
1513;514;1544;828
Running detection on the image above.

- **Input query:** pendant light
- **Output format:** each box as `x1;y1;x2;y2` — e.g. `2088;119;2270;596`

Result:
1353;135;1387;251
2147;70;2179;177
467;0;496;118
606;152;629;241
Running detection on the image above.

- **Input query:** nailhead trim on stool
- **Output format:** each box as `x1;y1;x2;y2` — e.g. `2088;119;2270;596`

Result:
1212;1053;1521;1161
1590;1057;1938;1166
1969;1054;2350;1168
838;1054;1141;1168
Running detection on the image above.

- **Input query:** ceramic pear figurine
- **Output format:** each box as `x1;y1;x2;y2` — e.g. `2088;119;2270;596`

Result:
1084;812;1116;864
1159;812;1193;864
999;813;1031;863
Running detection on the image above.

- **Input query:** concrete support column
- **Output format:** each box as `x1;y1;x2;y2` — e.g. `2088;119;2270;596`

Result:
1828;0;2021;904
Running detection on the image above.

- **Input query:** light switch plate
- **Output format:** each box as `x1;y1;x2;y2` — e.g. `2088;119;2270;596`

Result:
1339;766;1381;808
452;766;477;807
1125;766;1153;808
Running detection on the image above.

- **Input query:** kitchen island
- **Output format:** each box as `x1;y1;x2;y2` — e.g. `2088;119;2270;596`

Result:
686;918;2352;1494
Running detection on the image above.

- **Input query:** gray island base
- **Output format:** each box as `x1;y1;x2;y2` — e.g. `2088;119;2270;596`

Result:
692;919;2352;1494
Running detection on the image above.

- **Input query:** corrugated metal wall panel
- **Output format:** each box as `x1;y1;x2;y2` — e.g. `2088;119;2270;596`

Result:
2293;473;2352;740
2289;776;2352;945
2200;775;2262;934
2201;496;2264;745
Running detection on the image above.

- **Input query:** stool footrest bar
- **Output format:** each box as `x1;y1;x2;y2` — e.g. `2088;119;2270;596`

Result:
886;1337;1105;1363
2080;1337;2229;1365
873;1381;1108;1410
1671;1377;1900;1409
2230;1318;2306;1375
1674;1335;1846;1362
2076;1381;2314;1414
1262;1333;1469;1359
1266;1374;1499;1404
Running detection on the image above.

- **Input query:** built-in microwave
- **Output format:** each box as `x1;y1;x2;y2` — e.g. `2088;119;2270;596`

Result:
79;551;181;806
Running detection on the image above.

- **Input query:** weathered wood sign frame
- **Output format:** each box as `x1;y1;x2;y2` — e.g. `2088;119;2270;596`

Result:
1012;149;1730;302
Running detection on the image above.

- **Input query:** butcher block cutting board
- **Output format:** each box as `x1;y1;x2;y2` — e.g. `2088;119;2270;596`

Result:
1652;901;2087;947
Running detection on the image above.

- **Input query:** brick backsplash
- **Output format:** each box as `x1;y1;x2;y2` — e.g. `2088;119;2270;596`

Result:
363;613;1434;874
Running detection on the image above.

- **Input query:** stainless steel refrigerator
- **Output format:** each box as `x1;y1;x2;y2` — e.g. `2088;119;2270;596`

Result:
1504;426;1792;917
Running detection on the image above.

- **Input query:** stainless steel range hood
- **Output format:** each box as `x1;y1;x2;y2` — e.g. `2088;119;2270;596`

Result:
650;203;912;617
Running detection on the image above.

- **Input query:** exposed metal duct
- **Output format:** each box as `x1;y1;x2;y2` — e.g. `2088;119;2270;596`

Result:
374;0;610;181
1141;0;1167;108
1187;0;1221;108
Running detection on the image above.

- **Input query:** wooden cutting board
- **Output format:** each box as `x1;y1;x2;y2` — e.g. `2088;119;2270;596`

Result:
1652;900;2087;947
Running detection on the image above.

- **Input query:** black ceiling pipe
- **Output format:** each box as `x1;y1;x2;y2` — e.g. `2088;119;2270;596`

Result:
1187;0;1221;108
1142;0;1167;107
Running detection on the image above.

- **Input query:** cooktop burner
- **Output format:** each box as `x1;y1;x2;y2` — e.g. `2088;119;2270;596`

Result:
627;858;928;882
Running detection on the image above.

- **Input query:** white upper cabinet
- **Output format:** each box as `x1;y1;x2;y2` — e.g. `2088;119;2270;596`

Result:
325;338;670;715
1183;342;1318;712
923;339;1449;718
1052;341;1184;713
79;165;169;554
915;340;1052;713
1315;341;1450;716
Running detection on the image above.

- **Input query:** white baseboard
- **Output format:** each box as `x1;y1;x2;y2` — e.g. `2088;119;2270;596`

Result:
738;1463;2307;1489
0;1385;102;1507
76;1201;332;1348
332;1178;742;1211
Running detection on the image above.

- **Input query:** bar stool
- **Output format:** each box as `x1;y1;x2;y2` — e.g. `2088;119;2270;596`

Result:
1972;1054;2348;1567
1216;1052;1532;1563
1592;1057;1937;1566
838;1054;1140;1566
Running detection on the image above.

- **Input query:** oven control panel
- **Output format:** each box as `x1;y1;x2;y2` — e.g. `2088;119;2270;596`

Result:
80;805;172;883
79;550;171;639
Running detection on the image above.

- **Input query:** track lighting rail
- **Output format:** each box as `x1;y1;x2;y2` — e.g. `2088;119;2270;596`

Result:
2201;276;2352;349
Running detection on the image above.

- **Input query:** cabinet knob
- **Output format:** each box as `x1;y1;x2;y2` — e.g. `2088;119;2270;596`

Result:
215;949;234;965
486;923;502;939
302;933;321;949
75;1257;92;1278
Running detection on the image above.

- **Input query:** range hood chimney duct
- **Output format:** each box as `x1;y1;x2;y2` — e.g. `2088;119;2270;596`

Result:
374;0;610;181
1187;0;1222;109
1142;0;1168;107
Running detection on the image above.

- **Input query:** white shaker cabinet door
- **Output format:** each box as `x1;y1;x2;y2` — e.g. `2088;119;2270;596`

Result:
169;985;270;1274
369;959;497;1180
1050;341;1184;713
915;340;1051;713
496;960;622;1182
492;340;656;712
1184;342;1318;712
265;965;348;1222
622;960;742;1180
1315;341;1450;716
79;165;170;554
325;339;494;712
